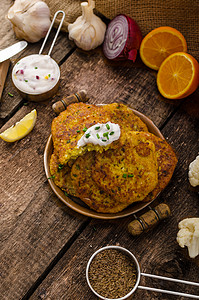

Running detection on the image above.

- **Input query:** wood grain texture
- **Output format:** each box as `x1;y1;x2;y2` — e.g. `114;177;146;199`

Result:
0;103;88;300
24;53;198;299
29;108;199;299
0;9;199;299
56;48;183;128
0;30;74;122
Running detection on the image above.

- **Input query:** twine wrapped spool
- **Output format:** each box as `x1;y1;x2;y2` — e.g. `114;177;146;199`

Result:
44;0;199;60
52;90;88;114
128;203;171;236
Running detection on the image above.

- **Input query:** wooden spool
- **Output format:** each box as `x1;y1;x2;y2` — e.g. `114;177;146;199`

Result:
52;90;88;114
128;203;171;236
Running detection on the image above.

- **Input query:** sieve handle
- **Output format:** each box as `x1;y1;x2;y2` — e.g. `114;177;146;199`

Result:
138;272;199;298
138;286;199;298
39;10;65;56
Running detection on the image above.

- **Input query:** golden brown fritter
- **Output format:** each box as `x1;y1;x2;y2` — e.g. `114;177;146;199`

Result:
142;133;178;202
49;102;178;214
51;102;148;165
92;131;159;205
50;131;178;212
50;153;77;196
70;152;129;213
101;103;148;132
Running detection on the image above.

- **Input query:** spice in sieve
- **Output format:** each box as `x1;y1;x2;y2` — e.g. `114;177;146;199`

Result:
88;248;137;299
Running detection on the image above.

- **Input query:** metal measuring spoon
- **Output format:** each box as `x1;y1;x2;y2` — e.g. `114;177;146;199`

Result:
86;245;199;299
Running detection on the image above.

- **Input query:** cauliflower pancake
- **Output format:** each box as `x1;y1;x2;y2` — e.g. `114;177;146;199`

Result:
142;133;178;202
50;102;178;213
50;153;77;196
70;152;129;213
50;131;177;212
51;103;148;165
92;131;159;205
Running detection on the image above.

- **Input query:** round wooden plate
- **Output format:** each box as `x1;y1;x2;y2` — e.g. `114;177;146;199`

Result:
44;108;164;219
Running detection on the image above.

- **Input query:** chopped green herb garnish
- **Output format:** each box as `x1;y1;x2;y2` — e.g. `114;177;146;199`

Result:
23;102;28;106
76;130;80;133
83;127;87;132
103;132;109;140
24;79;28;82
76;164;80;170
86;133;90;138
123;174;127;178
48;175;55;179
109;131;114;135
58;164;64;170
106;123;110;130
64;191;69;196
8;92;14;97
93;226;97;231
95;126;100;130
102;139;107;142
73;174;77;177
96;133;100;139
48;74;51;77
35;67;38;69
128;174;134;178
67;139;71;143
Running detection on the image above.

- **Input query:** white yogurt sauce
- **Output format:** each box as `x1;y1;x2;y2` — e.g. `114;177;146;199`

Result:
12;54;60;94
77;122;121;148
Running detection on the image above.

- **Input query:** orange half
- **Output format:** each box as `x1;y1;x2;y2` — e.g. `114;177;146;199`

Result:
157;52;199;99
140;26;187;70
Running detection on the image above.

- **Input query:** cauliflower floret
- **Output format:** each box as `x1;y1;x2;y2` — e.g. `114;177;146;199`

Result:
177;218;199;258
188;155;199;187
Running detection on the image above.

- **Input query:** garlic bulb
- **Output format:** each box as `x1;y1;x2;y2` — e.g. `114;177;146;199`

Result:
7;0;51;43
68;1;106;51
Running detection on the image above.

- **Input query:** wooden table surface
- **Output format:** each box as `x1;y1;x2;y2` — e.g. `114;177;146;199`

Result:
1;2;199;300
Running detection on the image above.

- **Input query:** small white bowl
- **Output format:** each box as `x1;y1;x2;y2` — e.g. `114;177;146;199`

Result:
12;54;60;102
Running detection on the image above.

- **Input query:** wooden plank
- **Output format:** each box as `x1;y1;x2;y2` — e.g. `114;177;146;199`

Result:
0;31;75;122
0;102;88;300
56;48;183;127
29;107;199;299
0;1;74;122
1;46;198;299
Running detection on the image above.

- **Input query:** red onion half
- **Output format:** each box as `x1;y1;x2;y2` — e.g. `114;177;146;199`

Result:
103;14;142;62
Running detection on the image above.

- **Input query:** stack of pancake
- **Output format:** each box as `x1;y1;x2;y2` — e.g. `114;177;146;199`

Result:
50;102;177;213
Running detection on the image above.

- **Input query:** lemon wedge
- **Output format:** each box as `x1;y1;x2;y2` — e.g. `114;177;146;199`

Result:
0;109;37;142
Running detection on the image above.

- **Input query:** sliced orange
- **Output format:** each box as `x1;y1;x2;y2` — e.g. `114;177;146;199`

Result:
157;52;199;99
140;26;187;70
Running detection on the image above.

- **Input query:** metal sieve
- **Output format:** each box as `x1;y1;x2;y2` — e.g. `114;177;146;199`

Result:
86;246;199;299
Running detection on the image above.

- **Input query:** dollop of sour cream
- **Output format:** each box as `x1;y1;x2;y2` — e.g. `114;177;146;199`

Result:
12;54;60;94
77;122;121;148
